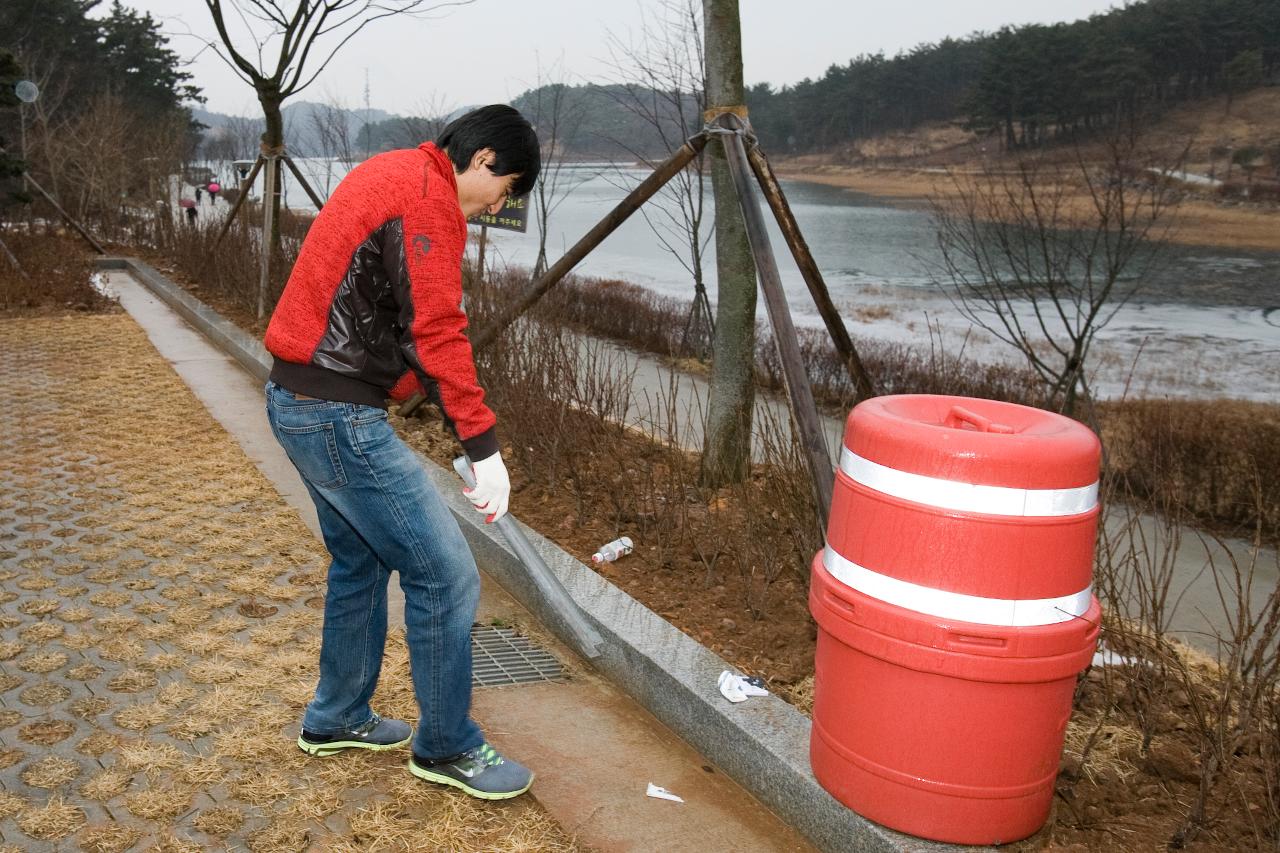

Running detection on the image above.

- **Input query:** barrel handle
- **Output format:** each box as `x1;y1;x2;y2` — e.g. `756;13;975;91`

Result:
822;587;857;617
945;405;1014;434
946;632;1009;651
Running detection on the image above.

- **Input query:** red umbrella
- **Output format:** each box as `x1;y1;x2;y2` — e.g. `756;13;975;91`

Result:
179;198;196;209
208;182;221;194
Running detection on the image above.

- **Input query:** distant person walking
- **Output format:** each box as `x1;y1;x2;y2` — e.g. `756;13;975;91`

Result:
181;198;197;224
207;181;221;205
195;186;203;203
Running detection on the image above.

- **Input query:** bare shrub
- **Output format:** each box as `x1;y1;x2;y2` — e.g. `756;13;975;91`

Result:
931;138;1181;422
147;214;306;335
23;92;189;245
0;229;107;314
1100;399;1279;546
431;260;820;619
1079;465;1280;848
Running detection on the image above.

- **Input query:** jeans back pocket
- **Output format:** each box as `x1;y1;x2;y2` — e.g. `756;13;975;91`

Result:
276;421;348;490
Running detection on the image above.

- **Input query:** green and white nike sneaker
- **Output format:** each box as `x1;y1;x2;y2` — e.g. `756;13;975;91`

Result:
297;712;412;756
408;743;534;800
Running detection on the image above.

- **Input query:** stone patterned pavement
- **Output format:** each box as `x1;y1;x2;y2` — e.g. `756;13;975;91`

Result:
0;313;578;852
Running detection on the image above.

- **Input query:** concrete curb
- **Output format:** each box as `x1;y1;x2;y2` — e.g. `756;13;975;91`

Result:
97;257;271;384
99;256;976;853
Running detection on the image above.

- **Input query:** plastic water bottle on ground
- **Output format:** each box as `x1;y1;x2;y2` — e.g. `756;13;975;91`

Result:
592;536;633;564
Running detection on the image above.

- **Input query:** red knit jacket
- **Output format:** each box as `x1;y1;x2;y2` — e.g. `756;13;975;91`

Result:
265;143;497;460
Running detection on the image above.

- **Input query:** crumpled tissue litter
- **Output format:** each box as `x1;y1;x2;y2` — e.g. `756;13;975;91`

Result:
717;670;769;704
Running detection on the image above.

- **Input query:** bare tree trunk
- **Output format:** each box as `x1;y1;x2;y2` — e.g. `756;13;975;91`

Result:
700;0;756;487
259;89;285;248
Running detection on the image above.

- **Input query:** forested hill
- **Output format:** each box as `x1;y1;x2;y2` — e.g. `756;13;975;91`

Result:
501;0;1277;160
748;0;1278;154
198;0;1279;163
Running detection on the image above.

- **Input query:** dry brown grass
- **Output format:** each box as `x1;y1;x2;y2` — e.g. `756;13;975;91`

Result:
77;822;144;853
1;311;586;845
76;731;121;757
194;805;245;835
15;795;86;841
0;229;106;314
80;768;134;801
16;650;68;673
0;792;25;819
20;756;82;789
18;719;75;746
124;787;193;820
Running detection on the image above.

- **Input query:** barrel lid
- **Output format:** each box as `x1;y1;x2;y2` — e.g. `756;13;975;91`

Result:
845;395;1100;490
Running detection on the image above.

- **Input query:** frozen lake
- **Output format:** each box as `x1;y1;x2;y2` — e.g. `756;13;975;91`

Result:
210;158;1280;402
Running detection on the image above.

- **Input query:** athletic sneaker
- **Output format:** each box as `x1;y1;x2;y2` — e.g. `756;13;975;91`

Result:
297;712;411;756
408;743;534;800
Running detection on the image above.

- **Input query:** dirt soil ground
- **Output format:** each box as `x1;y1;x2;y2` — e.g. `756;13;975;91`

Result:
401;410;1271;852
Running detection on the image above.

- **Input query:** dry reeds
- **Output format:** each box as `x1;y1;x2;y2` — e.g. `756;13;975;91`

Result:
1100;398;1279;546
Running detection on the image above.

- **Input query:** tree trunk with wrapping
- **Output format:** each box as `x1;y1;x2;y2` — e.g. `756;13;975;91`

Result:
700;0;756;487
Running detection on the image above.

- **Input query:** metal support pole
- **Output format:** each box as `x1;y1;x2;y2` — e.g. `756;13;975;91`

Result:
476;224;488;280
215;155;264;247
453;457;603;659
282;155;325;212
472;131;710;353
257;156;278;320
745;143;878;402
715;115;833;526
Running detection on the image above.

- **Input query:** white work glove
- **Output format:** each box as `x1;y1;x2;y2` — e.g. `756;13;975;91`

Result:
465;453;510;523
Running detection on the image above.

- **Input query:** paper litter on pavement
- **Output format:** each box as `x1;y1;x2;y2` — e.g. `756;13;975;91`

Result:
646;782;684;803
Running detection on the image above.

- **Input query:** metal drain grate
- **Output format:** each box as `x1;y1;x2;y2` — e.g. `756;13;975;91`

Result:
470;625;563;687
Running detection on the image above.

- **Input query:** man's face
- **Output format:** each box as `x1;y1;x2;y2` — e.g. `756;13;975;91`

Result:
456;148;521;217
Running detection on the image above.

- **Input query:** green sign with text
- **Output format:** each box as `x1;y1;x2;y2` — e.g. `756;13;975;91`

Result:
467;194;529;233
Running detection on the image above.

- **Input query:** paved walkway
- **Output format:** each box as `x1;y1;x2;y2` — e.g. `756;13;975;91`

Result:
0;283;814;851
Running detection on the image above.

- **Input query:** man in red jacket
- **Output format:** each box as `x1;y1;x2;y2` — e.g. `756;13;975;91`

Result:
264;105;539;800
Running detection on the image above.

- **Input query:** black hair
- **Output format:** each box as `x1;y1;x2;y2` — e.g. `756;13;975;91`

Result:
436;104;540;198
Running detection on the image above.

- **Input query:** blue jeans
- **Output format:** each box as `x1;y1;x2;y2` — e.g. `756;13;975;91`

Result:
264;381;482;759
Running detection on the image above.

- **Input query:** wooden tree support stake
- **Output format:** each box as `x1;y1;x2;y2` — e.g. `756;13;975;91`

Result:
0;235;29;280
471;131;710;353
215;155;264;247
257;156;278;320
24;173;106;255
745;142;877;401
282;155;326;212
716;113;833;527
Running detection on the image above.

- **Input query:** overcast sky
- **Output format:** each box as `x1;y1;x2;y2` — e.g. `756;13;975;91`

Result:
122;1;1121;117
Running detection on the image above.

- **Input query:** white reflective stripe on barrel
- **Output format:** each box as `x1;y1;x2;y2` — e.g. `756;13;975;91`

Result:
840;448;1098;517
822;545;1093;627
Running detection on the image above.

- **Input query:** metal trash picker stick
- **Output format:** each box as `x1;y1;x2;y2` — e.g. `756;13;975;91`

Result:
453;457;604;660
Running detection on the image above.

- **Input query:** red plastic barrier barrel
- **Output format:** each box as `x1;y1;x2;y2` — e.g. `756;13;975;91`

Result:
809;395;1101;845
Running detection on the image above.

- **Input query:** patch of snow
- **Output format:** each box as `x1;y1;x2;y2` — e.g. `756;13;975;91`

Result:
90;272;116;300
